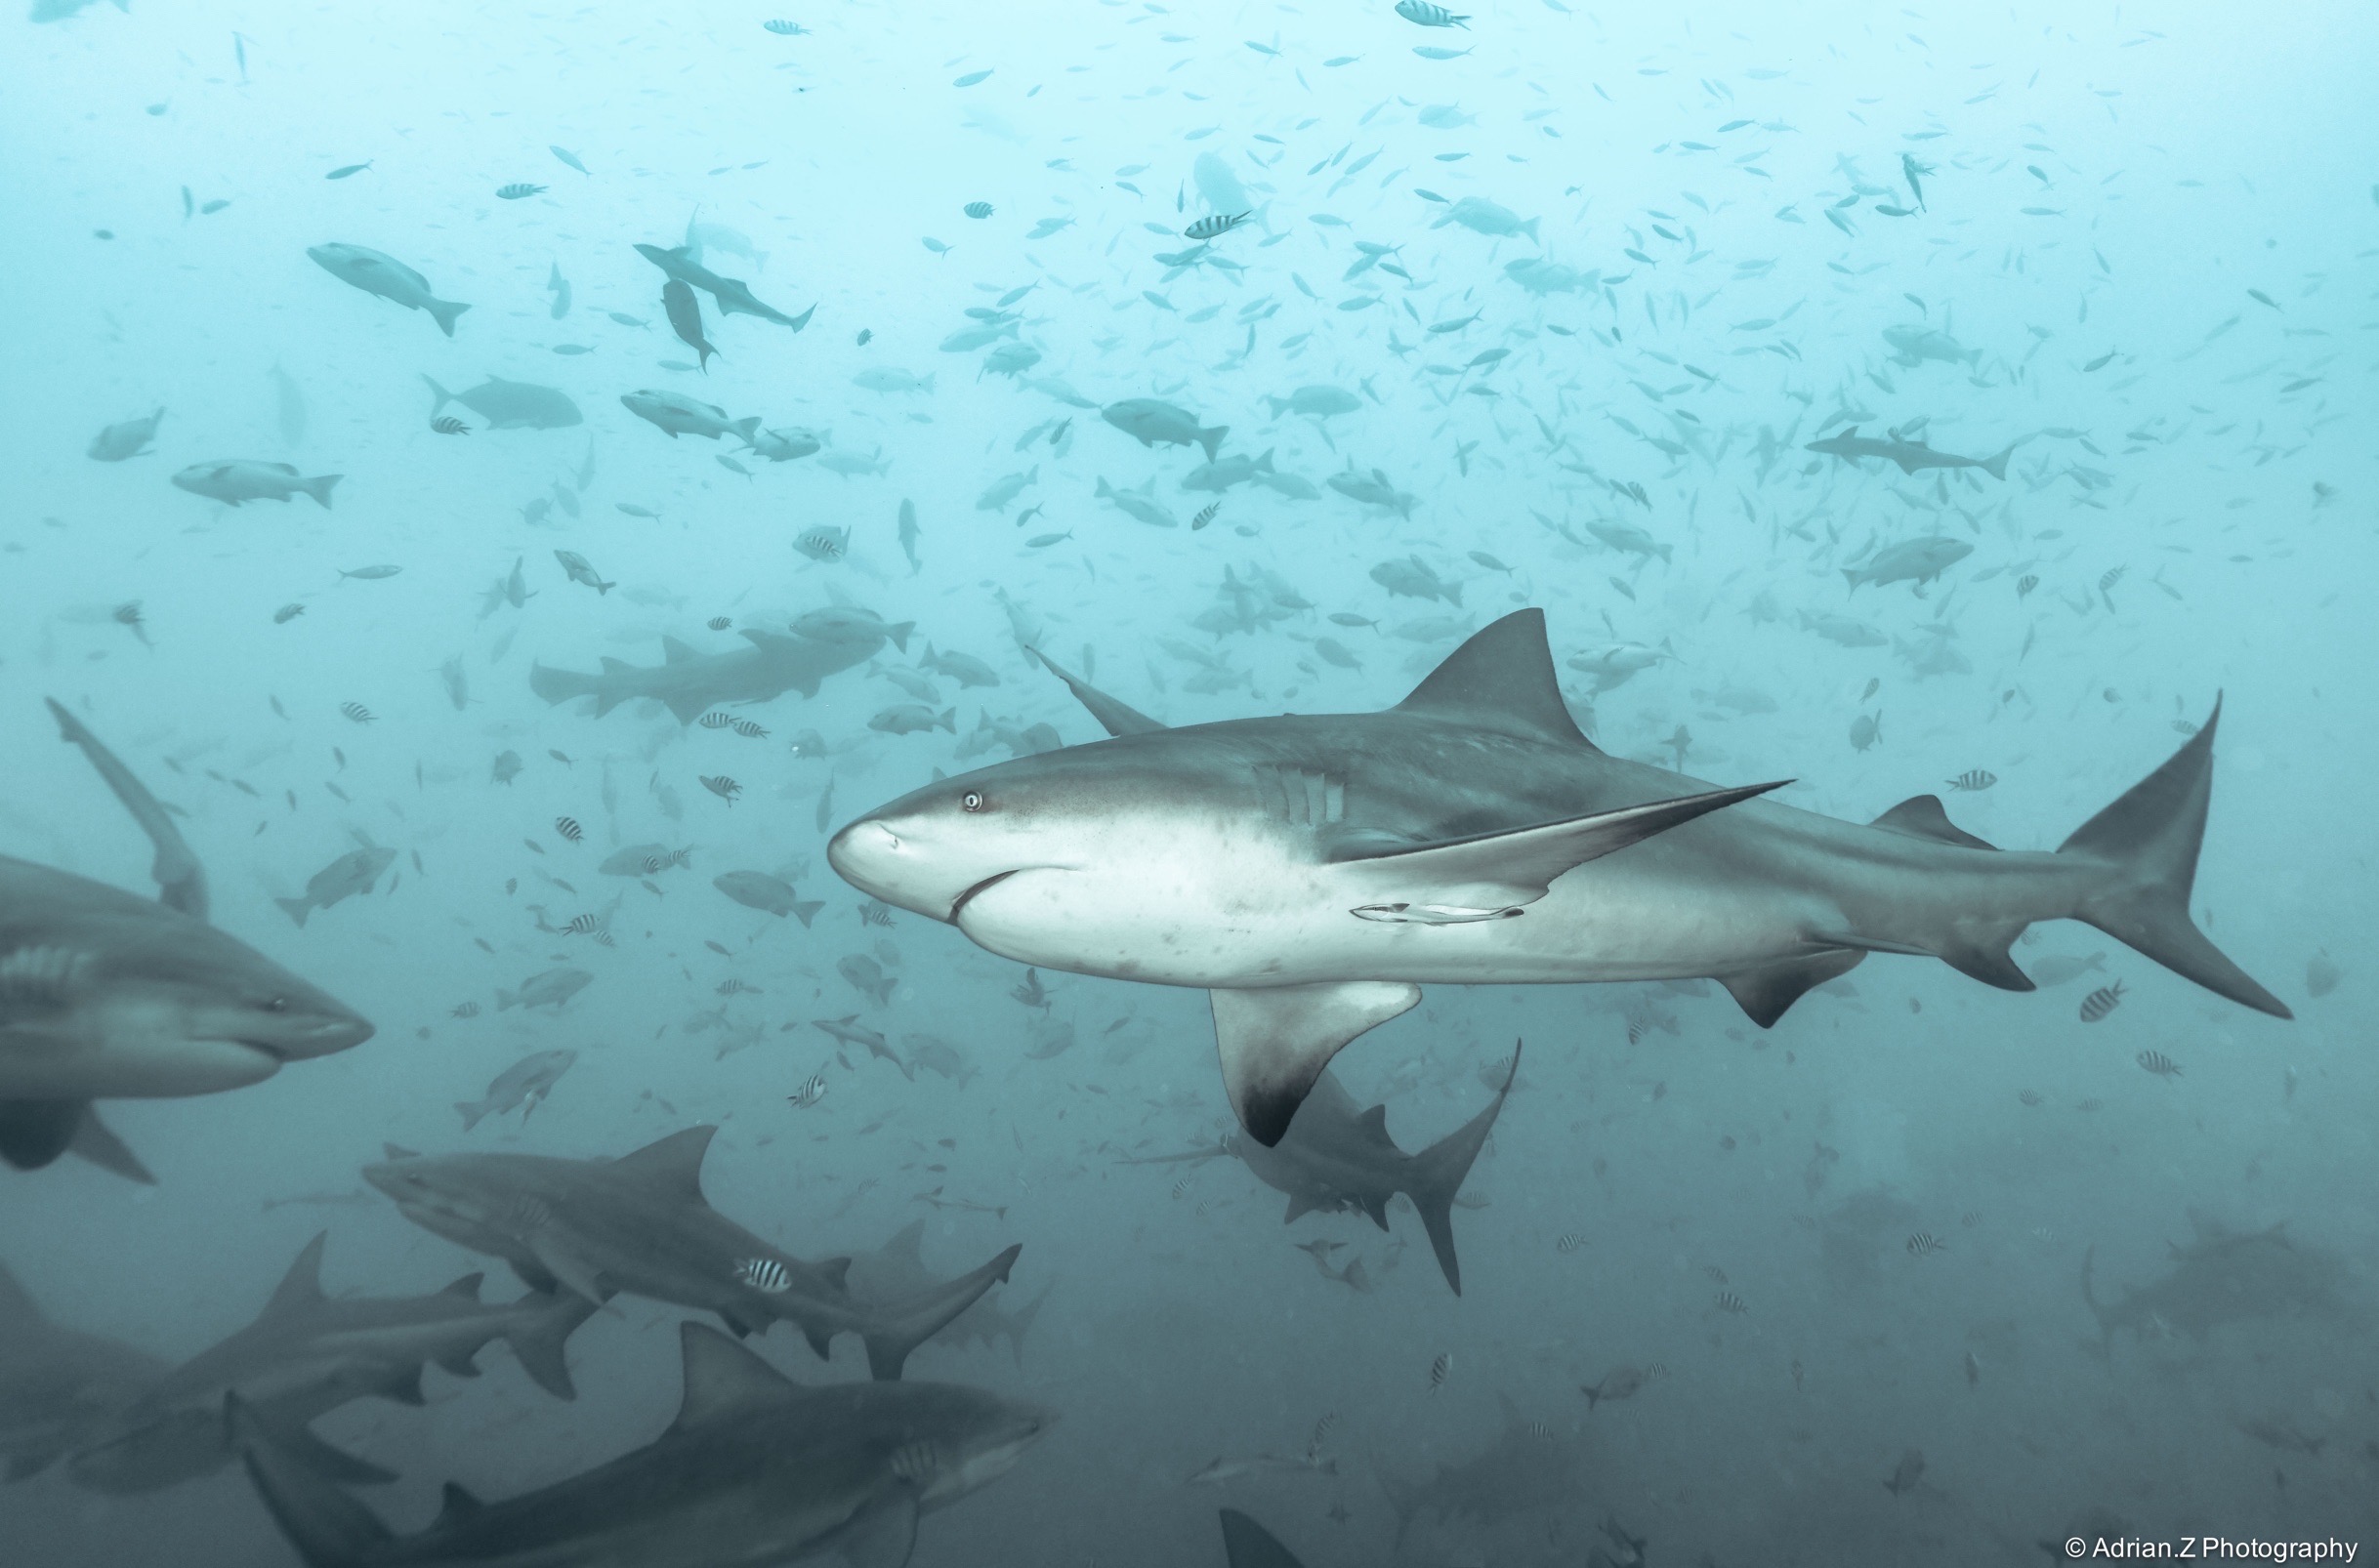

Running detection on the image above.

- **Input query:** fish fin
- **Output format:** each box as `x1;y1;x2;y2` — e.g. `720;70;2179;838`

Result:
884;1219;929;1261
838;1488;921;1568
1198;425;1229;462
46;696;209;919
0;1100;85;1172
300;473;341;509
526;1235;607;1305
660;637;700;662
1341;783;1784;908
730;416;762;440
275;896;313;927
261;1233;331;1319
662;692;712;724
425;298;470;338
1394;609;1597;747
1211;982;1422;1146
375;1365;426;1407
1404;1041;1520;1296
1870;794;1996;850
1717;950;1867;1027
610;1124;716;1198
68;1104;157;1183
815;1256;853;1290
1981;443;2015;480
2059;696;2290;1017
859;1244;1022;1382
507;1289;599;1401
1940;927;2036;991
1026;645;1165;735
456;1099;486;1131
420;374;451;412
1350;1103;1398;1152
432;1483;484;1531
1220;1509;1308;1568
1004;1281;1051;1368
670;1322;796;1430
1282;1193;1320;1224
229;1395;398;1568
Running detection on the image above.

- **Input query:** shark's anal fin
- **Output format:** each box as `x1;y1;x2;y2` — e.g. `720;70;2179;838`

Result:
1341;782;1785;908
1212;982;1422;1147
1026;645;1166;736
837;1488;921;1568
1717;950;1867;1028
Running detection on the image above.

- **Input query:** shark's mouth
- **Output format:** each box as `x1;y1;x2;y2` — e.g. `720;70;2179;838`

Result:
948;870;1019;925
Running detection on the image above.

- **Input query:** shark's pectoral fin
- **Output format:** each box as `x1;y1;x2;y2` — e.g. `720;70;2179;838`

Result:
1340;783;1785;909
1718;950;1866;1027
1212;982;1422;1147
0;1099;85;1172
837;1487;921;1568
1220;1507;1309;1568
526;1235;608;1305
69;1104;157;1183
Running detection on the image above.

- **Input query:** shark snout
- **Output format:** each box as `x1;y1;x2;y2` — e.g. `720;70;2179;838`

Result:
827;818;972;922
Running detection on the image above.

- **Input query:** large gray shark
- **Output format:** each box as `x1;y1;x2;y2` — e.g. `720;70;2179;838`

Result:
2081;1213;2368;1358
1379;1394;1586;1548
1;702;375;1177
843;1219;1049;1367
529;610;907;724
1805;427;2012;478
633;242;814;329
232;1320;1050;1568
830;610;2288;1145
0;1260;166;1481
363;1127;1021;1379
68;1233;593;1494
1233;1045;1517;1295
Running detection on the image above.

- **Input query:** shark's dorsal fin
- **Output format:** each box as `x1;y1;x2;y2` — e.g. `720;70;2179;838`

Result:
660;637;700;663
262;1233;331;1320
612;1125;716;1199
1028;646;1165;736
815;1256;853;1291
883;1219;929;1262
672;1321;795;1430
433;1483;484;1531
1871;795;1995;850
1394;610;1594;748
439;1273;484;1300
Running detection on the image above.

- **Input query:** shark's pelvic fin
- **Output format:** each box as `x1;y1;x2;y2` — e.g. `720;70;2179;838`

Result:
1221;1507;1311;1568
1394;607;1596;748
1027;645;1166;736
1212;982;1422;1146
1342;783;1786;909
837;1488;922;1568
2056;697;2289;1017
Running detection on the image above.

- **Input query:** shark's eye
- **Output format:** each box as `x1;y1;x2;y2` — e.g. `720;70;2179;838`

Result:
264;995;289;1012
961;791;984;812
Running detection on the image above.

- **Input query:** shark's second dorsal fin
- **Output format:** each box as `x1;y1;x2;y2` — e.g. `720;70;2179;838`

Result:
671;1322;795;1430
612;1125;717;1200
434;1483;484;1531
262;1233;331;1319
1871;795;1995;850
1394;610;1595;748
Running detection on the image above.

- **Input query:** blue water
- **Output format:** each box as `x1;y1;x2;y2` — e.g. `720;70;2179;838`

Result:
5;1;2375;1563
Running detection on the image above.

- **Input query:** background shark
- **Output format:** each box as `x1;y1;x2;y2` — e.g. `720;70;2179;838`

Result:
231;1321;1050;1568
529;615;902;723
831;610;2286;1143
364;1126;1020;1379
0;1260;166;1482
842;1218;1050;1367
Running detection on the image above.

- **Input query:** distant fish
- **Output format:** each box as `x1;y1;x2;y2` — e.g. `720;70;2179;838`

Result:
1555;1232;1586;1254
734;1258;793;1293
553;815;583;844
338;565;402;580
339;702;374;724
1395;0;1470;27
763;19;810;35
2078;981;2125;1023
1905;1232;1946;1257
1190;501;1220;531
706;616;731;631
450;1001;480;1019
496;183;546;200
963;200;994;219
730;719;768;739
325;162;372;180
431;415;470;434
794;525;849;562
1184;211;1248;241
549;144;589;175
700;775;741;805
1945;769;1996;792
1427;1352;1451;1391
2137;1049;2183;1080
273;603;306;624
786;1074;829;1109
697;713;734;730
1714;1291;1748;1313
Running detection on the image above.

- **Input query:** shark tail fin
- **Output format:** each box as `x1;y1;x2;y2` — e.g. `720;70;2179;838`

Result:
420;375;453;413
730;416;762;441
228;1395;396;1568
275;897;313;928
426;298;471;338
858;1244;1022;1381
2058;697;2290;1019
506;1289;600;1400
1404;1041;1522;1297
1981;443;2015;480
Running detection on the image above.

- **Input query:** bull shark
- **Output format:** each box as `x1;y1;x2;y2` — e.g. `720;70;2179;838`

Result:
68;1233;593;1494
232;1321;1051;1568
362;1126;1021;1379
0;1260;166;1481
2082;1213;2367;1357
2;702;374;1178
830;610;2288;1145
1806;427;2013;478
633;242;814;330
1380;1394;1584;1548
529;611;906;723
843;1219;1050;1366
1232;1045;1517;1295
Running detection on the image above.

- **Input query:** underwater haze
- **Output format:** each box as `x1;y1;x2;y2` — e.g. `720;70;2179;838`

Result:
4;1;2377;1565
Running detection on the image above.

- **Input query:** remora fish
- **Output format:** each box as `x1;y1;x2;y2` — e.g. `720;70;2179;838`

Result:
68;1233;593;1495
530;614;903;723
2;702;373;1178
232;1323;1049;1568
1807;427;2011;478
363;1127;1022;1379
830;611;2289;1145
306;243;471;337
1233;1046;1518;1295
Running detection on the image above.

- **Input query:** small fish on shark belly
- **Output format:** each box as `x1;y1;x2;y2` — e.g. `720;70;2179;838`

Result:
828;609;2291;1146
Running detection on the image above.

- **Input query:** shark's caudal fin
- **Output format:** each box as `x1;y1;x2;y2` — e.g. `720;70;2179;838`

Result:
1403;1041;1522;1297
1980;443;2015;480
1027;645;1166;736
228;1396;396;1568
2058;698;2290;1019
505;1289;600;1399
858;1243;1023;1381
1220;1508;1310;1568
